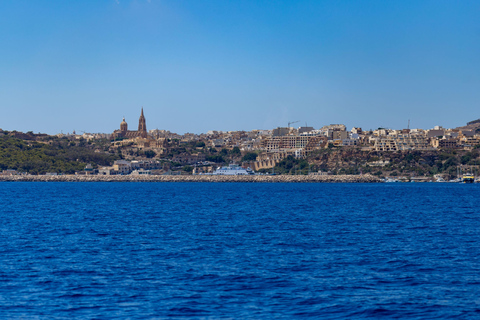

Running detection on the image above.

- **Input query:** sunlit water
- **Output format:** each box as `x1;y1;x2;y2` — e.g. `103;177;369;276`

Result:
1;182;480;319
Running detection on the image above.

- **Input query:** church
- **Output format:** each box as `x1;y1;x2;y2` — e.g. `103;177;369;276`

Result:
112;108;168;156
113;108;148;139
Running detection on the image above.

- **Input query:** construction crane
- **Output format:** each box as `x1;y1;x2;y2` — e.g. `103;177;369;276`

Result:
288;120;299;128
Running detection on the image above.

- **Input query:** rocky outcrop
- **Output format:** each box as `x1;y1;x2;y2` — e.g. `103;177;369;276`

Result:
0;174;382;183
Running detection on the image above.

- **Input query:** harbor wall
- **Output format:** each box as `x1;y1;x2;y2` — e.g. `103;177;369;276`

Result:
0;174;382;183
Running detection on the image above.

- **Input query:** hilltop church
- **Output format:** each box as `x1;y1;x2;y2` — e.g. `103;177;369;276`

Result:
113;108;148;139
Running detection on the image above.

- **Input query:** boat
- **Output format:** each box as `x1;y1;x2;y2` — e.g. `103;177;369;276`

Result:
212;164;255;175
462;173;475;183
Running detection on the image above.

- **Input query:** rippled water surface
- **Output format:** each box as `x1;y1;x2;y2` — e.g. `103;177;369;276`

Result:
1;182;480;319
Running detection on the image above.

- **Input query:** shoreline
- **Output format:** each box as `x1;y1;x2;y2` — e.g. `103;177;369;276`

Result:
0;174;382;183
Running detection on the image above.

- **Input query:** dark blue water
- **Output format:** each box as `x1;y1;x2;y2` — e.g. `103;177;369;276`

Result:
1;182;480;319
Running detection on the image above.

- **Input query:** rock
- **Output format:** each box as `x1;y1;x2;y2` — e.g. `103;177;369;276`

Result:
0;174;382;183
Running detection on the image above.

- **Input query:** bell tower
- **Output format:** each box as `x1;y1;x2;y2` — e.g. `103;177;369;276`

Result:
138;107;147;138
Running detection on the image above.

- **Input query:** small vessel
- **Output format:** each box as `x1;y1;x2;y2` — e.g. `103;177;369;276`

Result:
212;164;255;175
462;173;475;183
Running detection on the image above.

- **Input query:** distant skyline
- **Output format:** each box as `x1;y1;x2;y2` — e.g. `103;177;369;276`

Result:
1;0;479;134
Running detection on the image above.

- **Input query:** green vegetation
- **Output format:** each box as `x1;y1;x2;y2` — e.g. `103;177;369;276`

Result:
305;149;480;179
206;155;225;163
143;150;157;158
230;147;241;155
4;128;480;179
182;165;193;173
241;152;258;162
0;136;118;175
272;155;311;175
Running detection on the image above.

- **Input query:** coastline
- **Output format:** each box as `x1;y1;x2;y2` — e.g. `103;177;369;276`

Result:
0;174;382;183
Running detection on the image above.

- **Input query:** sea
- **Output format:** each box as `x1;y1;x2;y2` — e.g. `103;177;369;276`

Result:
1;182;480;319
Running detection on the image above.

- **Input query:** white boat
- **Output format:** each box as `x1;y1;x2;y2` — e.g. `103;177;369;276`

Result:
212;164;255;175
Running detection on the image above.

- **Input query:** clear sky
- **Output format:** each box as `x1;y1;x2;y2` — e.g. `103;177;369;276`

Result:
1;0;479;134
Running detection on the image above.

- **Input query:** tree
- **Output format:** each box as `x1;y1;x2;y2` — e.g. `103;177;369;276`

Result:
242;152;257;162
206;155;225;163
272;155;310;175
144;150;156;158
230;147;241;155
0;136;119;174
461;154;472;165
183;165;193;173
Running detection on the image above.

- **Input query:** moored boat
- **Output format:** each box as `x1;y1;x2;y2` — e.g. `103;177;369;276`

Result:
462;173;475;183
212;164;255;175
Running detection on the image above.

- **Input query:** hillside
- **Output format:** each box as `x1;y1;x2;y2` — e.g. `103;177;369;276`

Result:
0;135;119;175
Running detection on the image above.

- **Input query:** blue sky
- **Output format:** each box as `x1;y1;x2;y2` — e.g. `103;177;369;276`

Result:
1;0;479;134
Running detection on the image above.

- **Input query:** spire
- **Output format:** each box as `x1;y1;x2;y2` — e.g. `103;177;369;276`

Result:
138;107;147;137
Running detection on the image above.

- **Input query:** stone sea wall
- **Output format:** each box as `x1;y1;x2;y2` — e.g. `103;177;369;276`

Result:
0;174;382;183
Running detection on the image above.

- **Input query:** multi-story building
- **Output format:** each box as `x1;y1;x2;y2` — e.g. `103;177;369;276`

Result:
431;138;458;149
460;136;480;148
331;130;349;140
351;127;362;134
262;136;327;153
374;134;431;151
272;127;291;137
113;160;132;174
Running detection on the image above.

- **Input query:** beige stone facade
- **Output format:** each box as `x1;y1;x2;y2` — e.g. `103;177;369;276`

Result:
113;108;148;139
431;138;458;149
374;134;431;151
262;136;327;153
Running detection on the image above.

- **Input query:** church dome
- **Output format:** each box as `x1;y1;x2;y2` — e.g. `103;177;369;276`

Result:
120;117;128;132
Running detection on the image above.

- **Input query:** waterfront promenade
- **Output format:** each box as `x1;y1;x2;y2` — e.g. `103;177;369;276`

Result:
0;174;381;183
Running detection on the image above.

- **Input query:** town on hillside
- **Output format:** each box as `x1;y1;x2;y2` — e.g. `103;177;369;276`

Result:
2;109;480;181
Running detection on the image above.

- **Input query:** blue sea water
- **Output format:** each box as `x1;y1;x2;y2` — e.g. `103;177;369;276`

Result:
1;182;480;319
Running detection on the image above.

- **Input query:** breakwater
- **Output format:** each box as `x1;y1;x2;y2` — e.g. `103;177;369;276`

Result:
0;174;382;183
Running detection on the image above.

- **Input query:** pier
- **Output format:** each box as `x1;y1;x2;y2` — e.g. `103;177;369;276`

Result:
0;174;382;183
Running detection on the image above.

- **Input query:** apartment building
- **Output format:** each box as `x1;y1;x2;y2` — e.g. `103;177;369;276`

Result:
431;138;458;149
374;134;431;151
262;136;327;153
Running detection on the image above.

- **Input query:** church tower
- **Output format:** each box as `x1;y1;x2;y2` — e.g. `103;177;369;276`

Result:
138;108;147;138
